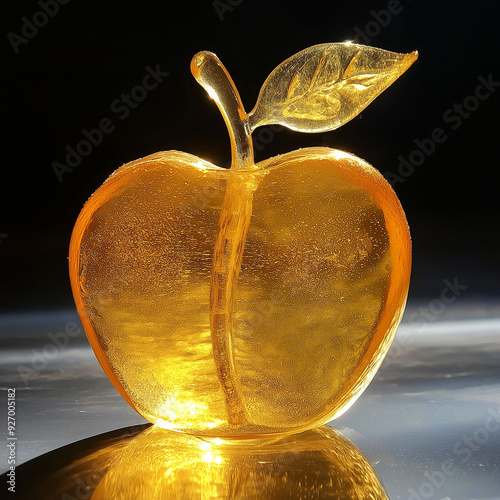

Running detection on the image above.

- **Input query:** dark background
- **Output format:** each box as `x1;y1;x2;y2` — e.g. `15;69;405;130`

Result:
2;0;499;313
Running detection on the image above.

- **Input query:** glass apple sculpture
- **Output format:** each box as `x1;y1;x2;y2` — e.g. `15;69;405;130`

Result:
69;43;417;438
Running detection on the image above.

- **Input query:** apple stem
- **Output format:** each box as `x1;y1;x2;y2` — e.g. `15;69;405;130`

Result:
191;51;260;427
191;51;254;171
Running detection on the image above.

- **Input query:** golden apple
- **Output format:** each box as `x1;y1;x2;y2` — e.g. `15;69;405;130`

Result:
69;43;416;437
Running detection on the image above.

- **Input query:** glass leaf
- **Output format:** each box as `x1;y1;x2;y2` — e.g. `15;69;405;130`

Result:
248;42;417;133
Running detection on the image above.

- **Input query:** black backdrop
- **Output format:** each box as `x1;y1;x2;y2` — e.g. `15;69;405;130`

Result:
2;0;499;313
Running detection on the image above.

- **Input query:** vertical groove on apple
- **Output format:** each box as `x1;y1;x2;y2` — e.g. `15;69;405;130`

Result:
209;178;255;426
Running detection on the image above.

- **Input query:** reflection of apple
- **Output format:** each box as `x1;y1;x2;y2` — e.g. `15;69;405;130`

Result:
69;43;416;437
19;425;387;499
92;425;388;499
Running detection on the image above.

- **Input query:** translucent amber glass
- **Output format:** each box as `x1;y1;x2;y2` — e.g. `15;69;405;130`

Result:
91;425;388;499
69;147;411;437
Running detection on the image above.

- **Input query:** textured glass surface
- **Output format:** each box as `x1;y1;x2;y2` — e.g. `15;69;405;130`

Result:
70;148;410;436
69;43;415;437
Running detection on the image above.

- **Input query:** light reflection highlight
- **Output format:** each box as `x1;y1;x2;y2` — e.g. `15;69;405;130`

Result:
90;424;388;499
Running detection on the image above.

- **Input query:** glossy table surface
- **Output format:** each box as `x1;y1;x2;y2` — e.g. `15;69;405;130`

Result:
1;302;499;499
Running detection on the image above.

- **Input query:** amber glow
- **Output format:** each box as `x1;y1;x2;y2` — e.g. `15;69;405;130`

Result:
69;43;416;438
90;425;388;499
69;148;411;436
